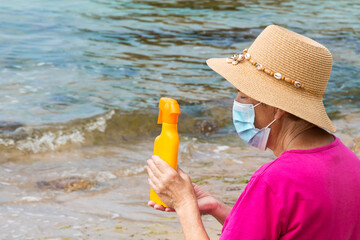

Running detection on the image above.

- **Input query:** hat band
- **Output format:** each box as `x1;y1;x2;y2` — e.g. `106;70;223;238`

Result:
226;49;322;96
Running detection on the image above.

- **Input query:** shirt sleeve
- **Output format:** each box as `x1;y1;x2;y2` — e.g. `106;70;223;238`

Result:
220;176;284;240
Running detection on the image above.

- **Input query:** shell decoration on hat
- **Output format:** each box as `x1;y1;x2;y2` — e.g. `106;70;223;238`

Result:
226;48;306;91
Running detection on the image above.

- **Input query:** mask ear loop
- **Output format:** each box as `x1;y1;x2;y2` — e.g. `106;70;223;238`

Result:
253;102;276;128
265;119;276;129
253;102;262;108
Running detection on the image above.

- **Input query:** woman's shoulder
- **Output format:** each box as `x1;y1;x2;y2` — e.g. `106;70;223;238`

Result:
253;136;359;188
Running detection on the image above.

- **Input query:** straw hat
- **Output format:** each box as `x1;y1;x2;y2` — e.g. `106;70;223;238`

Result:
206;25;336;132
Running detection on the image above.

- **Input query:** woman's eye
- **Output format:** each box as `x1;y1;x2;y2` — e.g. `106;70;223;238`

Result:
240;96;247;99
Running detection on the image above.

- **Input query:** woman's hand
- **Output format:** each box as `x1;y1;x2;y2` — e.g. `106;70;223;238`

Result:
192;183;221;215
147;156;210;239
193;183;232;224
147;155;231;225
148;183;220;214
147;155;197;211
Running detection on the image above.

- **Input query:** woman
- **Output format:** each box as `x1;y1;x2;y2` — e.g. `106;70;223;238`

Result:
146;25;360;239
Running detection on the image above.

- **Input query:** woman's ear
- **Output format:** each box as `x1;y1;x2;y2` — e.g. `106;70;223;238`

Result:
274;108;286;120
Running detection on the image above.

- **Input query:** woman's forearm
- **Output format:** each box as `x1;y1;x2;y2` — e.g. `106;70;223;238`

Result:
210;200;232;225
176;200;210;240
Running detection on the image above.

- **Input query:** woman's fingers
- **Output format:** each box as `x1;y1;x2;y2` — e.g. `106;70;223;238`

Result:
154;204;166;211
147;177;160;194
147;155;175;181
146;165;155;179
147;156;179;190
147;158;162;179
146;164;160;183
148;201;168;211
148;200;156;207
147;165;162;190
152;155;176;174
165;207;175;212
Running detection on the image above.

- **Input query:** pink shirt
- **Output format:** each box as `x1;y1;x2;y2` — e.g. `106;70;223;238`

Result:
220;137;360;239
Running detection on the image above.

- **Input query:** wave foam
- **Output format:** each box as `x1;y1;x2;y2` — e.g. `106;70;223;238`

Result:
0;110;115;154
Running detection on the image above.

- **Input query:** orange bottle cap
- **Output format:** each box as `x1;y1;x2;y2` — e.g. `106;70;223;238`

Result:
157;97;181;124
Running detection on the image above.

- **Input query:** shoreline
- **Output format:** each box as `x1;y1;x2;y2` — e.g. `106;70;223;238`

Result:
0;112;359;239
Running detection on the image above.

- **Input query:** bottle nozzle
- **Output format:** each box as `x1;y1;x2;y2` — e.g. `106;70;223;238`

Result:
157;97;181;124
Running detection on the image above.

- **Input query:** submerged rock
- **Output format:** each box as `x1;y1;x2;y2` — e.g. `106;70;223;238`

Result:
195;119;218;136
36;176;95;193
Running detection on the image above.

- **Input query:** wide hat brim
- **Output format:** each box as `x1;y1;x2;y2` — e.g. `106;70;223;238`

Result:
206;57;336;132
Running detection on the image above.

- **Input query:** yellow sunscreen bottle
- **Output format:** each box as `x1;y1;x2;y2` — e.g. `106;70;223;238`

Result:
150;97;181;207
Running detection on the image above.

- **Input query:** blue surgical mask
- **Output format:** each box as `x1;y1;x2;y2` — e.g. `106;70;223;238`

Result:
232;100;276;150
